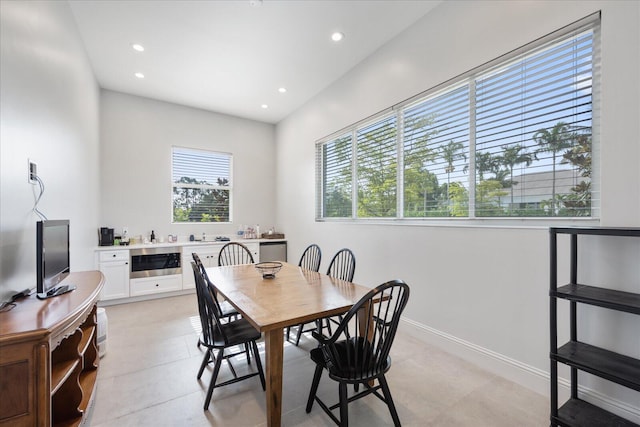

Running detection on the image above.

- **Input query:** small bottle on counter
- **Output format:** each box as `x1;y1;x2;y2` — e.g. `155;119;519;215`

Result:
256;224;260;239
150;230;156;244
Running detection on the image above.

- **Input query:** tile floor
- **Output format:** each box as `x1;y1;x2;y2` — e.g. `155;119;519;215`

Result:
91;294;548;426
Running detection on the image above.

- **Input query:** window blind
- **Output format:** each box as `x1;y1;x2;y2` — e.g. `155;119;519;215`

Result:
316;12;599;221
403;85;470;217
172;147;232;223
321;134;353;218
475;25;597;217
356;115;397;217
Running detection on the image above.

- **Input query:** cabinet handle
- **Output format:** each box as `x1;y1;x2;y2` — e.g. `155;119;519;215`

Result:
156;284;159;287
112;254;116;257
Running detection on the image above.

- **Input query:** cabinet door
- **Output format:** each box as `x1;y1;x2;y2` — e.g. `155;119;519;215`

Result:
182;256;196;289
244;242;260;263
99;261;130;300
130;275;182;297
182;245;221;289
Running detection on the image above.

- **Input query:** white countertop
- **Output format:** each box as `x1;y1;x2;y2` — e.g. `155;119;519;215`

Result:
95;238;286;251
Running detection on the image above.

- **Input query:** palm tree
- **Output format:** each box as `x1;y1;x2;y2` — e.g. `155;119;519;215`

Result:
439;140;467;210
533;122;574;214
476;151;499;181
498;145;533;213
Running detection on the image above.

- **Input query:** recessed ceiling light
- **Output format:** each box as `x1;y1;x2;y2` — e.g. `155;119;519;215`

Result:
331;32;344;42
134;72;145;79
131;43;145;52
261;104;269;109
278;87;287;93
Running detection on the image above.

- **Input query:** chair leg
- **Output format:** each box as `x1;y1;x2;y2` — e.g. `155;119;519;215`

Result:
325;318;332;336
197;348;211;379
295;323;304;346
339;381;348;427
252;340;266;390
245;342;251;364
378;374;401;427
204;348;224;410
306;364;323;413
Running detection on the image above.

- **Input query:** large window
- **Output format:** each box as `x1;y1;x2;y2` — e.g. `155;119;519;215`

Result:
172;147;232;223
317;14;599;221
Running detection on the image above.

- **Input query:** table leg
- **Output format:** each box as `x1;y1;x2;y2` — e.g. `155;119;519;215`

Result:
264;328;284;427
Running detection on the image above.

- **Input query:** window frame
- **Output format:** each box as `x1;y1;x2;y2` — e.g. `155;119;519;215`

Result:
171;146;233;224
316;12;600;225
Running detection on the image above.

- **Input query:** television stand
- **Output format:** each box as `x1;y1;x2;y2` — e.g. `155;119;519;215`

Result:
37;283;77;299
0;271;103;426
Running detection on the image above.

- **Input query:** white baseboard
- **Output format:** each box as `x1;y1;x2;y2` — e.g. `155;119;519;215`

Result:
400;317;640;424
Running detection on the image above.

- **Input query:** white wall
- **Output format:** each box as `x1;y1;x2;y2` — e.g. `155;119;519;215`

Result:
99;90;276;242
0;0;100;302
276;0;639;419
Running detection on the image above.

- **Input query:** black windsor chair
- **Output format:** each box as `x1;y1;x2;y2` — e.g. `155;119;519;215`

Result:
306;279;410;426
191;262;265;410
218;242;255;266
299;243;322;272
286;244;324;345
326;248;356;283
193;252;240;321
323;248;356;334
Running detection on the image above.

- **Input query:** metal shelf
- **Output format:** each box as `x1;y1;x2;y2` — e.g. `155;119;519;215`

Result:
554;398;638;427
550;227;640;237
549;226;640;426
553;341;640;391
552;284;640;315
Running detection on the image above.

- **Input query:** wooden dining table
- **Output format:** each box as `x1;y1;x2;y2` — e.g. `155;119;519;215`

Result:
206;261;373;427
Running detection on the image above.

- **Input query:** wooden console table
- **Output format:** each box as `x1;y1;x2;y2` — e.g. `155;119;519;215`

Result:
0;271;104;427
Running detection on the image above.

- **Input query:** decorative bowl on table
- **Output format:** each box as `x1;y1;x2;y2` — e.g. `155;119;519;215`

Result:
255;261;282;279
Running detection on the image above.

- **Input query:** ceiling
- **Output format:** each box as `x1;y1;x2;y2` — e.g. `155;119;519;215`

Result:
69;0;440;124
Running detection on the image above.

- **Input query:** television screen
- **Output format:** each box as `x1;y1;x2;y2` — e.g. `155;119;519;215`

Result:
37;220;73;298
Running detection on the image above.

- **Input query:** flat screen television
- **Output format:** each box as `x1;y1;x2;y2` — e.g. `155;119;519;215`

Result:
36;219;75;299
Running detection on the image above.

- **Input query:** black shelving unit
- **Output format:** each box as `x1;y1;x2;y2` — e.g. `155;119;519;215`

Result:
549;227;640;427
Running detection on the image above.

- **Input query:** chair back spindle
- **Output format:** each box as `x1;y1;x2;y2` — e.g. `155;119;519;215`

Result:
218;242;255;266
299;244;322;272
326;248;356;282
191;261;229;346
193;253;226;319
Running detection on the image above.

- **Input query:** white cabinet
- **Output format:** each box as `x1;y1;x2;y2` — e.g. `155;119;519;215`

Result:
130;274;182;297
182;244;222;289
96;241;267;300
97;250;130;300
182;242;260;289
244;242;260;263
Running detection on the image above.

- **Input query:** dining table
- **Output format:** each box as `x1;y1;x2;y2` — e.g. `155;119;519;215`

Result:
206;261;373;427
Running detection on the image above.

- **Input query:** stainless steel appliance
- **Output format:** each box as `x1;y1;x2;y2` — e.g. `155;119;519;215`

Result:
130;246;181;278
259;241;287;262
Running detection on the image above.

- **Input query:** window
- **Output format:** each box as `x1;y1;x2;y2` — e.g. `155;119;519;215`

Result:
357;115;397;217
403;85;470;217
317;13;599;221
172;147;232;223
320;134;353;218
